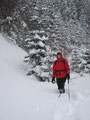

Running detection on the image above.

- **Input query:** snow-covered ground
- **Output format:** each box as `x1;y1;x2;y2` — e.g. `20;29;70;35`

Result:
0;33;90;120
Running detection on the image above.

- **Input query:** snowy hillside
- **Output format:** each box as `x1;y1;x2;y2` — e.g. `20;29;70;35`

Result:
0;34;90;120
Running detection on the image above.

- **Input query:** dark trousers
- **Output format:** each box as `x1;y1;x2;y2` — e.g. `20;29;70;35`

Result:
57;77;66;90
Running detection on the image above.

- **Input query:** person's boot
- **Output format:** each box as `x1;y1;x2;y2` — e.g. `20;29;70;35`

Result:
62;88;65;93
59;89;63;94
59;89;65;94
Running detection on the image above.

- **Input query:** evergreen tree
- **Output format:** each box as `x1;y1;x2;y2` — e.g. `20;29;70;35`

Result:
25;30;51;81
70;46;90;74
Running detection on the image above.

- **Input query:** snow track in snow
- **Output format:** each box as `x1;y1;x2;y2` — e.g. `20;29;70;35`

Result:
54;85;90;120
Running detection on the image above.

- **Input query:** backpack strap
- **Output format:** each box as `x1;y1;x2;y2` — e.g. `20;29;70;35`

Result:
63;59;65;64
55;59;65;65
55;60;57;65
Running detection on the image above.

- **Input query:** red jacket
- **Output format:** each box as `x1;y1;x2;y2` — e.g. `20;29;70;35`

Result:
53;52;70;79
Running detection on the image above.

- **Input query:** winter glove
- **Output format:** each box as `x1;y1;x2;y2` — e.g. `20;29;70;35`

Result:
52;77;55;84
67;74;70;80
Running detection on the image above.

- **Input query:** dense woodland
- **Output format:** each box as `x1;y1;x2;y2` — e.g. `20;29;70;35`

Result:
0;0;90;81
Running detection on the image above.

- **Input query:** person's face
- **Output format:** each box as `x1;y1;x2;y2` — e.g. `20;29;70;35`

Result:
57;54;61;59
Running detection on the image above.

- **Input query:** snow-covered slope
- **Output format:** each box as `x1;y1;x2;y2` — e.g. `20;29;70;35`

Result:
0;34;90;120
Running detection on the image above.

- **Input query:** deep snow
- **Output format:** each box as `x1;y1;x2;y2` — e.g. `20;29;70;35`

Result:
0;33;90;120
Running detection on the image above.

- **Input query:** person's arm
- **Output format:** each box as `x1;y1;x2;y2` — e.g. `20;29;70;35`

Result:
53;61;56;77
65;60;70;81
65;60;70;74
52;62;56;83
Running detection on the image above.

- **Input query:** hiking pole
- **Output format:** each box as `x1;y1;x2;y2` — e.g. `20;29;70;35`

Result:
68;79;70;101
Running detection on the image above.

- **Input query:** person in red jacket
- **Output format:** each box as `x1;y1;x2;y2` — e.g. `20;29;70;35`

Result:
52;51;70;93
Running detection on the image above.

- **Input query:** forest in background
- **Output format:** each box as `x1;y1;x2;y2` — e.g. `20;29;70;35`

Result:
0;0;90;81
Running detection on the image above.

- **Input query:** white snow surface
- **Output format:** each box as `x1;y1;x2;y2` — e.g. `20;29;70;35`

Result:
0;33;90;120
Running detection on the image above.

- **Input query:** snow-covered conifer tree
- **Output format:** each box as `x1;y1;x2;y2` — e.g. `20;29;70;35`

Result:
25;30;52;81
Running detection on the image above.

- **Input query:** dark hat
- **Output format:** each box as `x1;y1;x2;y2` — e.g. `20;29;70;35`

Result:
57;52;62;55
